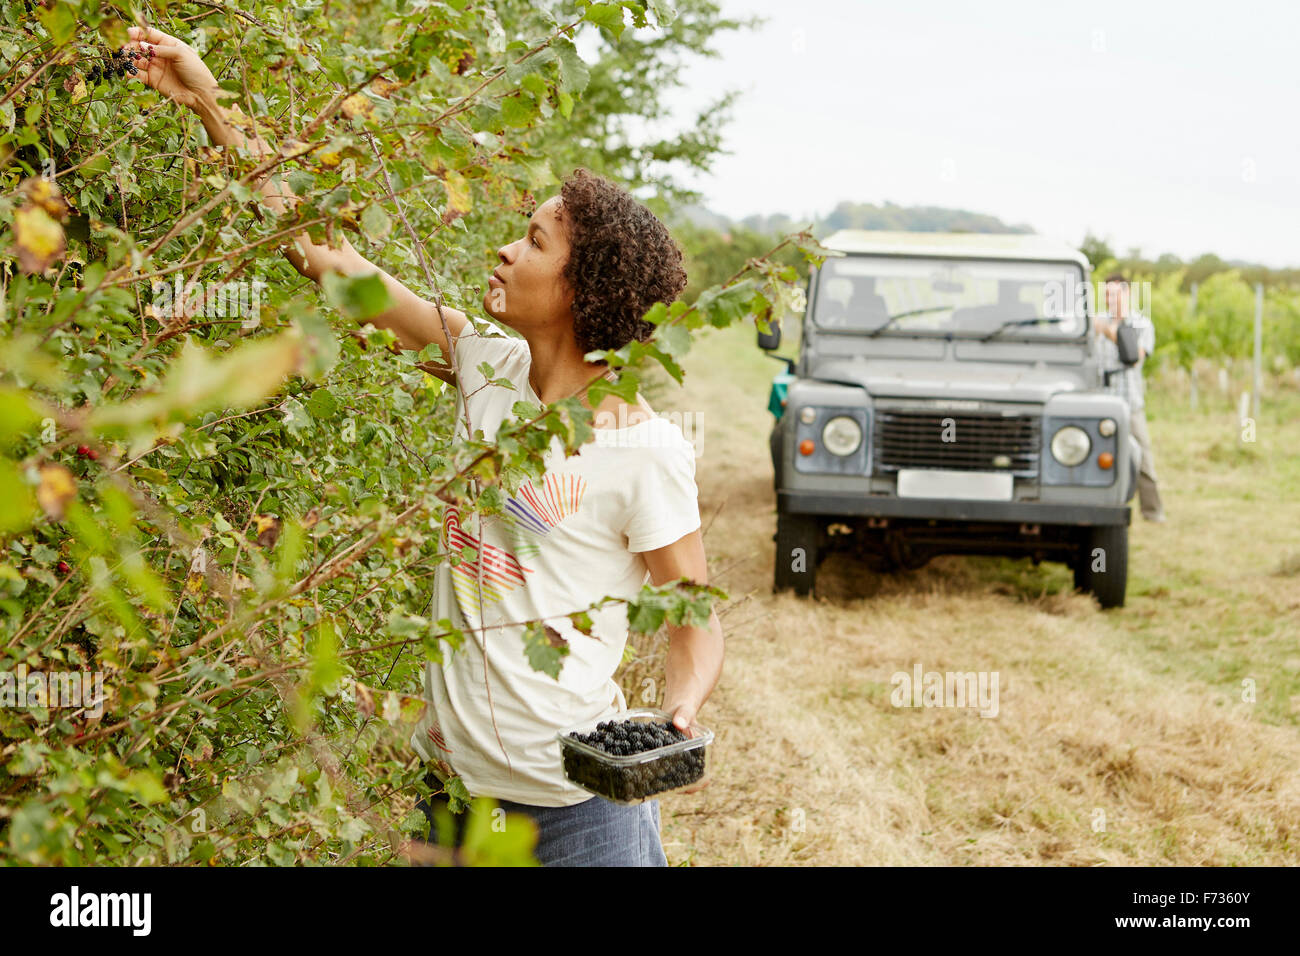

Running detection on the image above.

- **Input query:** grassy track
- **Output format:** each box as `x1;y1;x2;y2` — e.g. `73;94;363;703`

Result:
619;318;1300;866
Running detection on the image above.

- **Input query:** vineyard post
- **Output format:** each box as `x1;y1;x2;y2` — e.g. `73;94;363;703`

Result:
1253;282;1263;420
1188;281;1198;411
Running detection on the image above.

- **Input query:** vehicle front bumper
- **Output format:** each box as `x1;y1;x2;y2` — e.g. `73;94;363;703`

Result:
778;490;1131;527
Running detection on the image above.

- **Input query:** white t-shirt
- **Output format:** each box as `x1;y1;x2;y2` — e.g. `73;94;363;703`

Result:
410;323;702;806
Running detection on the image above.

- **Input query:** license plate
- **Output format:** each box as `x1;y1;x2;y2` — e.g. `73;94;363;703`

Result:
896;469;1013;501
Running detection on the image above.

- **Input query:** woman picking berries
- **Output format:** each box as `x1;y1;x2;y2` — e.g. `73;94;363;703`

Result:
124;23;724;867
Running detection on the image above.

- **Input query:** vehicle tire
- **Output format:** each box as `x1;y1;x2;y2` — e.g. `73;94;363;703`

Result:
1082;523;1128;609
769;426;782;492
1071;535;1091;592
774;509;820;596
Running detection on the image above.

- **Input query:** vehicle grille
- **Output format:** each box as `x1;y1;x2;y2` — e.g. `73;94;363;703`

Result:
874;410;1040;477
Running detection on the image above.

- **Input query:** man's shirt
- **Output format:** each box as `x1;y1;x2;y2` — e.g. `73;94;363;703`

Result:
1096;309;1155;410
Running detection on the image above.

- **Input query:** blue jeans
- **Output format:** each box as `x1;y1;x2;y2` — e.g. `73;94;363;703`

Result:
415;777;668;867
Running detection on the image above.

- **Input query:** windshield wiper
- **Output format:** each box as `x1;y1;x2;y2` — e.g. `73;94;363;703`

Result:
864;305;953;338
980;316;1066;341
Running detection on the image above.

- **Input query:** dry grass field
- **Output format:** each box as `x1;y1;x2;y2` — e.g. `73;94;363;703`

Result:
619;319;1300;866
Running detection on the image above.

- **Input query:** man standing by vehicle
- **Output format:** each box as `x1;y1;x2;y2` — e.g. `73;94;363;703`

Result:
1097;273;1166;522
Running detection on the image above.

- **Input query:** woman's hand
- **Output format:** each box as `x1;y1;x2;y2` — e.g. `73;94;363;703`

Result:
124;24;221;114
664;698;699;737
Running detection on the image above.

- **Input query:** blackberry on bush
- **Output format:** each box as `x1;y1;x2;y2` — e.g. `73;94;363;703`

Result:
83;44;152;88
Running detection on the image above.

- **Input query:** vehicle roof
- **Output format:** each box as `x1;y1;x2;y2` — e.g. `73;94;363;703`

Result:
818;230;1091;270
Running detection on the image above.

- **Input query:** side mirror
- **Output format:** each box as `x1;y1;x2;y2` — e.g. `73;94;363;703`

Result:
757;316;781;351
1115;323;1141;366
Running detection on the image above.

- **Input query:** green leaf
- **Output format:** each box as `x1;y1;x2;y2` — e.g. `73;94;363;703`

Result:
88;332;303;434
697;279;759;329
5;741;46;776
582;2;627;40
125;770;169;807
306;387;339;419
641;301;669;326
646;0;677;27
656;321;691;357
460;797;539;865
500;92;540;128
276;516;304;582
297;619;343;722
40;3;77;44
7;802;50;860
97;18;129;51
0;388;39;446
443;774;472;814
522;621;569;679
361;203;391;239
296;312;341;380
321;271;394;322
627;599;666;636
0;459;37;533
554;39;591;94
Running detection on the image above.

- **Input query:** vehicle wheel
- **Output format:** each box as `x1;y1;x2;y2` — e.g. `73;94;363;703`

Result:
1071;537;1091;592
774;509;820;596
769;426;782;491
1082;524;1128;608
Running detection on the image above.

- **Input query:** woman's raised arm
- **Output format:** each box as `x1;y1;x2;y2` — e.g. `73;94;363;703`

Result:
126;24;470;381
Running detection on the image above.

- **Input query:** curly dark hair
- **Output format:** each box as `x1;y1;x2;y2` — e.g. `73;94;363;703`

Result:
557;167;688;365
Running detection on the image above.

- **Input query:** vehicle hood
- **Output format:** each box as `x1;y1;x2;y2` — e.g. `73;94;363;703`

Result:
810;359;1091;403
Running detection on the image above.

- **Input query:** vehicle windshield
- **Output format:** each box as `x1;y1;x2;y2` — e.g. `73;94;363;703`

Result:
811;254;1088;339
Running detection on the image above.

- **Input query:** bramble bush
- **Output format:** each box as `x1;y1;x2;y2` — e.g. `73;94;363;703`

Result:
0;0;821;865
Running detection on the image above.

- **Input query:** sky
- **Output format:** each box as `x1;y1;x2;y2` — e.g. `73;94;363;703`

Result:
614;0;1300;268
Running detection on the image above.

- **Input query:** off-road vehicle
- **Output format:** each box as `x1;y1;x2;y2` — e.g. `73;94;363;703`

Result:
762;231;1144;608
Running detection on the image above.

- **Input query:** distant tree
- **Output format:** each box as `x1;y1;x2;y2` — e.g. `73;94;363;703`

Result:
1079;233;1115;270
527;0;762;210
820;201;1028;234
673;220;805;303
1186;253;1228;289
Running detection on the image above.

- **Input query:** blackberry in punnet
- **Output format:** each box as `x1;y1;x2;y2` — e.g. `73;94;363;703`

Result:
559;710;713;803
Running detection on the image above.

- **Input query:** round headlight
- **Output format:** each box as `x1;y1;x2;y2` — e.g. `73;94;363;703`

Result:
1098;418;1117;438
1051;425;1091;467
822;415;862;456
799;406;817;425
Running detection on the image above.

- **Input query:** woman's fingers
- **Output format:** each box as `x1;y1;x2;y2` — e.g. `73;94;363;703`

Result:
127;24;176;46
132;41;184;60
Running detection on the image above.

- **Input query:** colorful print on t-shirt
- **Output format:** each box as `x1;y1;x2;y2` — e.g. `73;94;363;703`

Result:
440;470;587;618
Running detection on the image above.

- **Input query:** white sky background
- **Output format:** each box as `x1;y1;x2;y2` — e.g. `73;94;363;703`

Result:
603;0;1299;268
